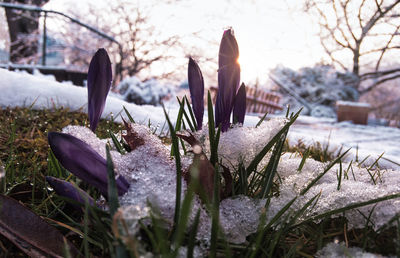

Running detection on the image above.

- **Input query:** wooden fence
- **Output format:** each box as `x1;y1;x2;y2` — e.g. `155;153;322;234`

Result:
209;86;283;114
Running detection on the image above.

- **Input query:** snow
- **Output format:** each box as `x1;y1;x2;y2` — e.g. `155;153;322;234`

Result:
336;100;371;108
316;242;392;258
61;121;400;247
289;115;400;169
2;69;400;255
0;68;179;127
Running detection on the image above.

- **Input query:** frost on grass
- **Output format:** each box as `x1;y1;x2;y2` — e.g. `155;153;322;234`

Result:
62;119;400;246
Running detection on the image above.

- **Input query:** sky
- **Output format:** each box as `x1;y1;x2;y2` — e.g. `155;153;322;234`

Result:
42;0;325;84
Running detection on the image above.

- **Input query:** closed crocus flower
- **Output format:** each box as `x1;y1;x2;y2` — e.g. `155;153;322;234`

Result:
87;48;112;132
215;29;241;132
48;132;129;198
188;57;204;130
233;83;246;124
46;176;95;209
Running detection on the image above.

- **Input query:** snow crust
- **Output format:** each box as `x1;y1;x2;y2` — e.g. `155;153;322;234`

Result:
0;68;179;129
195;118;287;169
337;100;371;108
62;120;400;248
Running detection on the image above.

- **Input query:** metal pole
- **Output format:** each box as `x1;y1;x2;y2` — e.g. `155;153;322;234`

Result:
41;11;47;66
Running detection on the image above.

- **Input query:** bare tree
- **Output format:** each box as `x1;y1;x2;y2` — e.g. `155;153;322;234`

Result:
305;0;400;94
49;0;213;83
4;0;48;63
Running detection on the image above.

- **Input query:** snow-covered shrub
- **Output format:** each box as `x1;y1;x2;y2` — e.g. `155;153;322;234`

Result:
270;64;359;117
116;76;173;105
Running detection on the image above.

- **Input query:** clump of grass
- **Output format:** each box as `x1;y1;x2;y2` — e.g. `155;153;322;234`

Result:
0;106;123;256
284;138;340;163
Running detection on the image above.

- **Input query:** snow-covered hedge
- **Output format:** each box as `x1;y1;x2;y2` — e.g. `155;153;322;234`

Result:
116;76;173;106
270;64;359;117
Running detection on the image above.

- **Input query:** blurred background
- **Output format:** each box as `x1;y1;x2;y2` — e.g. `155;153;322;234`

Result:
1;0;400;124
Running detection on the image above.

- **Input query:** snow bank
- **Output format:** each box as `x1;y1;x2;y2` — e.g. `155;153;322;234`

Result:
0;68;179;127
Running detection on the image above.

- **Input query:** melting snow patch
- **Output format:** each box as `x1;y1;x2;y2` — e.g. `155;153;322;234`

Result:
62;119;400;249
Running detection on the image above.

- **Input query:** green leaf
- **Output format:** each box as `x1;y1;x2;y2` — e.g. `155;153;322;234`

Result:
184;95;198;130
246;109;301;174
300;148;350;195
258;129;287;199
172;183;195;255
210;163;220;258
123;106;135;123
256;112;268;128
187;210;201;258
163;106;182;233
109;132;126;155
106;144;119;217
297;148;310;172
177;97;195;132
293;192;400;228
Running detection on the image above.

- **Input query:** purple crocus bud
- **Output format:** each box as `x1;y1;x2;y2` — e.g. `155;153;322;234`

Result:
88;48;112;132
188;57;204;130
48;132;129;198
46;176;95;209
233;83;246;124
215;29;241;132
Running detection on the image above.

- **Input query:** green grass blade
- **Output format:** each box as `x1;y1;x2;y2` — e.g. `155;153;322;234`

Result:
210;125;221;166
177;97;195;132
48;149;67;178
172;184;195;255
208;91;217;166
300;148;350;195
258;130;287;199
187;210;201;258
106;146;129;258
288;193;320;226
297;148;310;172
163;106;182;233
248;208;266;258
256;112;268;128
265;196;297;229
175;98;185;132
246;109;301;174
106;144;120;217
170;100;185;157
184;95;198;130
293;192;400;228
123;106;135;123
210;164;220;258
109;132;126;155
